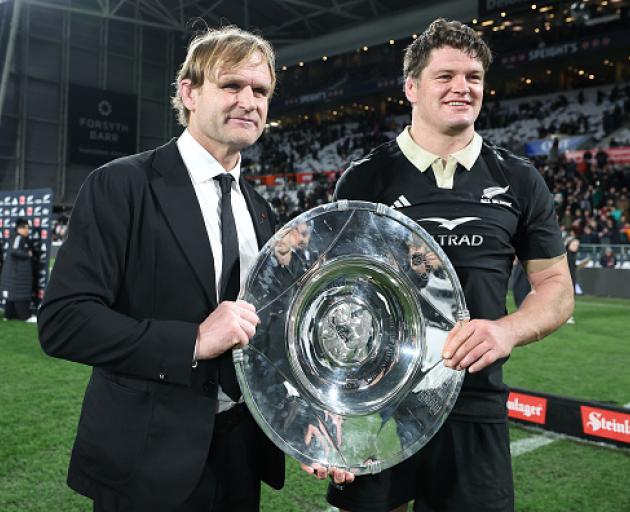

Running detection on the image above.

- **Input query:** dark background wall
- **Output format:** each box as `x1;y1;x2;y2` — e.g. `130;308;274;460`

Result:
0;3;187;206
577;268;630;298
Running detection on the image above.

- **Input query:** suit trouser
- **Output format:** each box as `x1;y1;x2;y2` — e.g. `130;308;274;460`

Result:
180;404;262;512
93;404;262;512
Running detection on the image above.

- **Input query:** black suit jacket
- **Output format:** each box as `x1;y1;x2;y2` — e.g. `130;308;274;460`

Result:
38;139;284;508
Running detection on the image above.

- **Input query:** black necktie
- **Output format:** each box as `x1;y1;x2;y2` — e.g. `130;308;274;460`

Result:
214;173;241;400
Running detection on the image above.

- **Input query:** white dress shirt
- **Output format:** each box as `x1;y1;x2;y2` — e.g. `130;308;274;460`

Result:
177;129;259;300
177;129;259;412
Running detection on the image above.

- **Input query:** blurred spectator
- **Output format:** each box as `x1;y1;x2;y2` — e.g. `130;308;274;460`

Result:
565;237;581;324
548;137;560;164
579;225;598;244
595;148;608;169
0;219;36;322
599;247;617;268
620;217;630;243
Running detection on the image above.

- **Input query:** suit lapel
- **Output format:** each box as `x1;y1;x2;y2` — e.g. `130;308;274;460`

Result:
240;176;274;248
150;139;217;307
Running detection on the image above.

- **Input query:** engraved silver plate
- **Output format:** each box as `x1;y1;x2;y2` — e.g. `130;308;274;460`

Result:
236;201;468;475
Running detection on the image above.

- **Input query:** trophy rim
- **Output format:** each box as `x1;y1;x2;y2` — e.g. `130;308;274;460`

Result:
236;200;469;475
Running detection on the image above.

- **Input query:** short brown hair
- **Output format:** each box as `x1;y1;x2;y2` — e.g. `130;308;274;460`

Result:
171;26;276;126
403;19;492;81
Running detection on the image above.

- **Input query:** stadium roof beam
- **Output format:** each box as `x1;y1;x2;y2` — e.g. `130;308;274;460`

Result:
196;0;226;23
270;0;317;38
110;0;129;17
0;0;22;125
19;0;477;60
267;0;366;35
367;0;387;17
27;0;189;31
276;0;476;66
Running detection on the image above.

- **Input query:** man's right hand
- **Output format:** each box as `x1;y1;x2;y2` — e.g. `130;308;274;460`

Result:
195;300;260;360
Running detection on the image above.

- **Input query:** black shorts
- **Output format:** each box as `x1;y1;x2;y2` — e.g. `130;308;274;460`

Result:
326;418;514;512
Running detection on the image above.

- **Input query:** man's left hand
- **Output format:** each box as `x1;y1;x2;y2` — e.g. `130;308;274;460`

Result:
442;319;517;373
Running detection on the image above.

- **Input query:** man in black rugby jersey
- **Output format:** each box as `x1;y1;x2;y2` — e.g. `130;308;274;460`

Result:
321;18;574;512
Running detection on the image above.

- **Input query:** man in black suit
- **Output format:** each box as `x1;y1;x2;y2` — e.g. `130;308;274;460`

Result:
38;26;284;511
1;218;35;321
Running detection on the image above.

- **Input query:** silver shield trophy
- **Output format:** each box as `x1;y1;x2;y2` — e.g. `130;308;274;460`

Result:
235;201;468;475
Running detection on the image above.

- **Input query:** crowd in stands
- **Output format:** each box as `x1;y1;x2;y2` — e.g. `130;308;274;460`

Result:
261;149;630;243
241;83;630;268
255;148;630;269
264;174;336;225
243;83;630;177
242;112;403;175
538;153;630;246
50;82;630;266
477;83;630;148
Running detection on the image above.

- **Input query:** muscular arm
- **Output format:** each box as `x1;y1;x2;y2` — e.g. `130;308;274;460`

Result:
442;255;574;373
505;255;574;345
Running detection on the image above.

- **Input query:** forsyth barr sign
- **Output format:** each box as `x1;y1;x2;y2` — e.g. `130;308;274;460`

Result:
507;391;547;425
68;85;137;166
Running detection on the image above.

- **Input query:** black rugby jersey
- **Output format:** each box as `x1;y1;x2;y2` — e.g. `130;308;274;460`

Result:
334;139;564;421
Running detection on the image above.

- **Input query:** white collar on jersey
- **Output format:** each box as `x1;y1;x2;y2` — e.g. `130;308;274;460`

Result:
396;126;483;173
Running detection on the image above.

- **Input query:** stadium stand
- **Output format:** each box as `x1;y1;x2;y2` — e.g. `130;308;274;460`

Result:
239;78;630;270
478;83;629;147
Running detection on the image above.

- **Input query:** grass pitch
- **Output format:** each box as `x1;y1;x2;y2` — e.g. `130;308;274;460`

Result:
1;295;629;511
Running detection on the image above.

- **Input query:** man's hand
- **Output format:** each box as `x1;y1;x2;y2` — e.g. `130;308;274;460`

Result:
300;413;354;485
442;319;517;373
442;256;573;373
300;463;355;485
195;300;259;360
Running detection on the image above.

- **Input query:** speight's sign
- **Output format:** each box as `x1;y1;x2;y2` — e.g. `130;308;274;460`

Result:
68;85;137;166
499;30;629;66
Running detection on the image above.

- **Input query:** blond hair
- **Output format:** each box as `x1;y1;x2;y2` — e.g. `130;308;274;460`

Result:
171;26;276;126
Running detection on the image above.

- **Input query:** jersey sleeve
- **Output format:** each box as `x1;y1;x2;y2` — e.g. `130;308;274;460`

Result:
513;165;565;262
334;150;387;202
334;164;370;201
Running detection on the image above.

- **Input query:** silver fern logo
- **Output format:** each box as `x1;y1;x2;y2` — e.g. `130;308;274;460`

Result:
481;185;512;207
482;185;509;199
